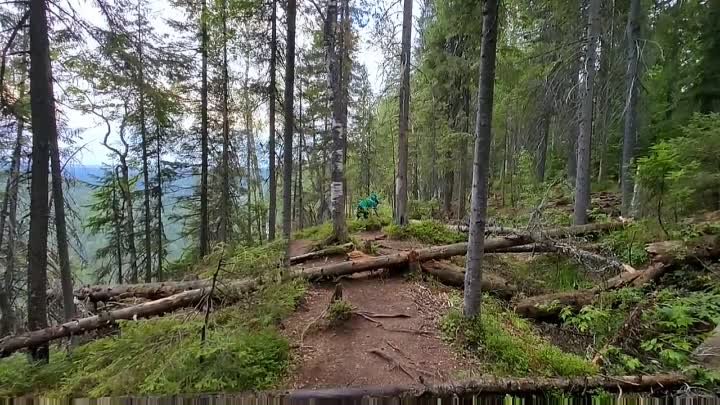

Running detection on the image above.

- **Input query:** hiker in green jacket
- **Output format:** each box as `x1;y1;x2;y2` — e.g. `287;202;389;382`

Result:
356;193;380;219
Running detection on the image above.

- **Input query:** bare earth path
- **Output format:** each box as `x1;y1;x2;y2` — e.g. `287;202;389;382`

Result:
282;275;474;388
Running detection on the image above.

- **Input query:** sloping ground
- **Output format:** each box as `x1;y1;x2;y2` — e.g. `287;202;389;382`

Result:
282;276;475;388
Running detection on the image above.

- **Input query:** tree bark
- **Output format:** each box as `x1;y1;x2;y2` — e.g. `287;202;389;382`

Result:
326;0;347;243
297;77;304;230
199;0;210;256
621;0;641;217
536;113;550;183
394;0;412;226
422;260;516;299
279;374;687;398
138;12;153;283
268;0;277;240
573;0;601;225
49;107;74;322
155;130;164;281
27;0;55;360
282;0;296;239
464;0;499;318
220;0;231;243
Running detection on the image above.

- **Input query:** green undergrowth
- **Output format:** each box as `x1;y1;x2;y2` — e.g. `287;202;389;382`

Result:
484;255;593;295
0;278;306;397
384;220;465;245
440;294;596;377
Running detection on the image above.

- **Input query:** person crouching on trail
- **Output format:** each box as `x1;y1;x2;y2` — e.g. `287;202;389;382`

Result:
356;193;380;219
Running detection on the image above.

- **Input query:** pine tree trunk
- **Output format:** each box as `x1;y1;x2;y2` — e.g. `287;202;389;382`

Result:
0;117;23;336
112;171;124;283
27;0;55;360
573;0;601;225
536;113;550;182
199;0;210;255
621;0;640;217
155;133;164;281
394;0;412;226
49;112;74;322
268;0;278;240
326;0;347;242
282;0;296;239
138;18;153;283
464;0;499;318
220;0;231;243
297;79;304;230
121;157;139;283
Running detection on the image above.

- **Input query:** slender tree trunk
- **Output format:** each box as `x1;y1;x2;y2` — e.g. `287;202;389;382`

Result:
199;0;210;255
536;113;550;182
49;111;74;322
0;117;23;336
155;130;164;281
464;0;499;318
339;0;350;220
573;0;601;225
137;16;153;283
282;0;296;239
27;0;56;359
111;172;123;284
220;0;230;242
120;157;139;283
326;0;347;242
621;0;641;217
298;78;304;230
394;0;413;226
268;0;278;240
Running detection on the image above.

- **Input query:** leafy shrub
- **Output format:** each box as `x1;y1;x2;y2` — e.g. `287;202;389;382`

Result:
440;294;596;377
384;220;465;244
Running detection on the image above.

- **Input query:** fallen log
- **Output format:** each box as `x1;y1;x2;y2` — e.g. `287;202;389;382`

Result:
515;235;720;320
0;279;258;357
279;373;687;398
421;260;517;299
71;222;624;303
491;242;635;273
692;324;720;371
289;242;354;265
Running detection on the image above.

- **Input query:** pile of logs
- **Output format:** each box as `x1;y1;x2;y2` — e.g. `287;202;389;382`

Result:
3;221;717;361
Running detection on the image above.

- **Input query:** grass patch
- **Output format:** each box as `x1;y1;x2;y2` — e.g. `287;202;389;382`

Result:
0;247;307;397
440;294;596;377
349;215;391;233
493;255;593;295
293;223;334;242
384;220;465;245
326;299;353;325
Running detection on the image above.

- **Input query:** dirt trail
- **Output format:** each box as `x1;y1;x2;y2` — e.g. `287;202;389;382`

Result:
282;276;474;388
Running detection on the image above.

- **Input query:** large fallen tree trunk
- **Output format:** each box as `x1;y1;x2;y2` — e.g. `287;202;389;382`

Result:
515;236;720;320
0;279;258;357
279;373;687;398
289;242;354;264
421;260;517;299
71;222;624;303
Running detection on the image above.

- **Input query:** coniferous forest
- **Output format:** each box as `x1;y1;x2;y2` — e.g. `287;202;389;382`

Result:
0;0;719;397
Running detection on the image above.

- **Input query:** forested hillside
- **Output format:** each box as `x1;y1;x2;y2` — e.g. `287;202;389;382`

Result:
0;0;719;397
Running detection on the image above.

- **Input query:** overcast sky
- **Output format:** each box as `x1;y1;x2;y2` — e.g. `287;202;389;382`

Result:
65;0;411;166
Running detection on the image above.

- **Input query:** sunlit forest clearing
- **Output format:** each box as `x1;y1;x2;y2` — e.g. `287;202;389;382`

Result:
0;0;719;397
